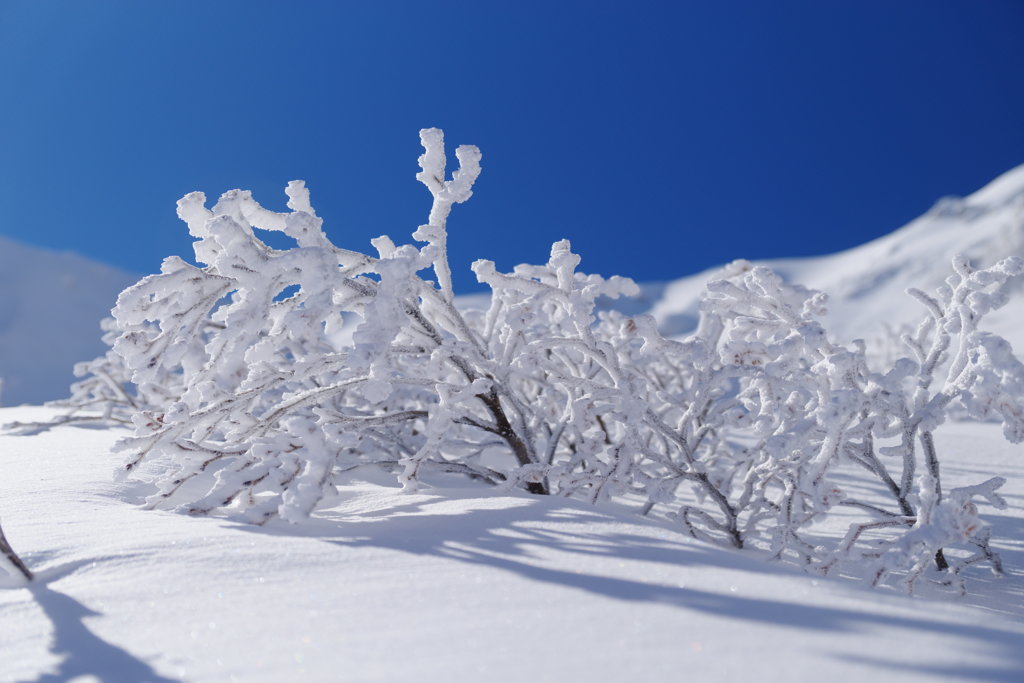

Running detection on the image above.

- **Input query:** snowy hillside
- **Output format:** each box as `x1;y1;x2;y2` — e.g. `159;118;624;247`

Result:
645;164;1024;350
0;236;136;405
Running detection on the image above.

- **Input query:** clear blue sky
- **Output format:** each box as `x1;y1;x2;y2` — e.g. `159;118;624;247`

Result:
1;1;1023;292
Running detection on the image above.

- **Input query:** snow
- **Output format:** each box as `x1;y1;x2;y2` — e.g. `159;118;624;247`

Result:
644;163;1024;350
0;236;136;406
2;164;1024;681
1;407;1023;682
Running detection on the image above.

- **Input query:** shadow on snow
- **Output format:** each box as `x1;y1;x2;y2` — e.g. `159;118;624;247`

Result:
236;491;1024;681
11;560;177;683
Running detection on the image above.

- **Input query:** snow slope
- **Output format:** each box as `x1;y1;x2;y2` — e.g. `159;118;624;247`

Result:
646;164;1024;351
1;407;1023;682
0;236;137;406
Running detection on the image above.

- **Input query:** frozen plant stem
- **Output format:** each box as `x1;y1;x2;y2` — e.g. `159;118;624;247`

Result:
0;518;32;582
478;388;547;495
921;430;949;571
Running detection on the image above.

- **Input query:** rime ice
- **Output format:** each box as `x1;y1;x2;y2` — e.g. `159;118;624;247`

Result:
29;130;1024;591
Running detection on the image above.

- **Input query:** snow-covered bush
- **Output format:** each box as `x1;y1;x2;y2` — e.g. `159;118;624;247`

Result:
675;255;1024;591
823;255;1024;590
110;128;605;523
599;254;1024;592
34;129;1024;591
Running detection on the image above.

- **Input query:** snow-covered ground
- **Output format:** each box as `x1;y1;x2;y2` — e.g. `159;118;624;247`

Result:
2;165;1024;681
1;407;1023;682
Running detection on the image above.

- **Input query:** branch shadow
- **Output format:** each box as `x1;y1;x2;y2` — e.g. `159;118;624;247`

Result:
18;560;178;683
953;510;1024;620
238;492;1024;681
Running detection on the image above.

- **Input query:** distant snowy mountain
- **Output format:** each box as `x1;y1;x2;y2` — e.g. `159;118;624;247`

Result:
0;236;136;405
644;164;1024;350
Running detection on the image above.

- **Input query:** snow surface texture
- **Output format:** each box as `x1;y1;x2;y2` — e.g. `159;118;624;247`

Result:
0;236;136;405
1;408;1023;682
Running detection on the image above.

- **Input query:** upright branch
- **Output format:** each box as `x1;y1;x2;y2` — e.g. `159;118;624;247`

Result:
414;127;482;302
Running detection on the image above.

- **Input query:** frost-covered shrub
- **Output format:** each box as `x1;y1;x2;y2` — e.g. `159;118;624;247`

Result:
819;256;1024;590
110;129;618;523
672;255;1024;591
39;129;1024;591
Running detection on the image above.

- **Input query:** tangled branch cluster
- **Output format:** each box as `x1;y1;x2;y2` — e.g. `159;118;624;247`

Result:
41;129;1024;591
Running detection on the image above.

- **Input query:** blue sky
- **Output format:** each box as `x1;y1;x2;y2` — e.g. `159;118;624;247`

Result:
1;1;1023;292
